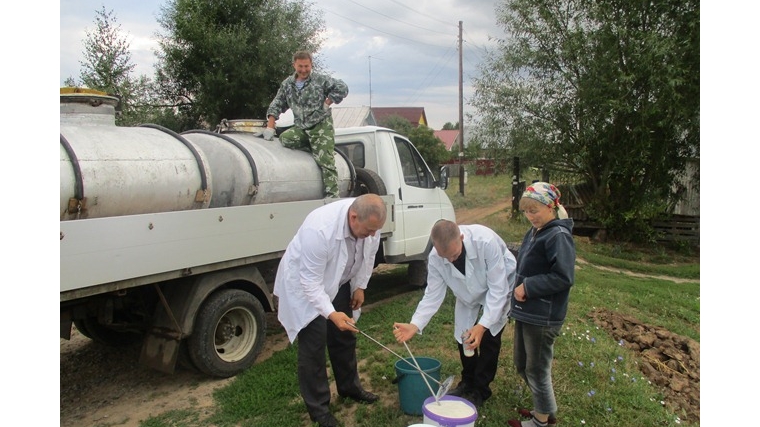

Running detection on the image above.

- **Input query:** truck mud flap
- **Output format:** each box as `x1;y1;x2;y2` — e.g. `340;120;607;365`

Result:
139;327;181;374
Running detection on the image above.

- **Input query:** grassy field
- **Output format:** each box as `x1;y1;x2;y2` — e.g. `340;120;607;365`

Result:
142;175;700;427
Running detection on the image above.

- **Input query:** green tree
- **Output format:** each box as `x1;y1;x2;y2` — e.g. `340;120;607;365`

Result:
470;0;699;240
442;121;459;131
78;7;135;95
378;114;413;136
74;7;160;126
154;0;325;130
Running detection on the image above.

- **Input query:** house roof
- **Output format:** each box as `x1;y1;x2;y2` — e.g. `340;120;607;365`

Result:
371;107;428;128
434;130;460;151
332;106;376;128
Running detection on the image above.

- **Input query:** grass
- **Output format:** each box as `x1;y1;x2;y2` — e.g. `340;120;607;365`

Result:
140;174;700;427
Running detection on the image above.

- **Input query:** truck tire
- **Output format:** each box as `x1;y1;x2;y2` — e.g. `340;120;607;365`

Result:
353;168;387;196
188;289;266;378
407;260;428;287
81;317;143;346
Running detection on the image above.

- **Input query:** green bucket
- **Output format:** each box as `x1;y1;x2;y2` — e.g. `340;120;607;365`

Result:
394;357;441;415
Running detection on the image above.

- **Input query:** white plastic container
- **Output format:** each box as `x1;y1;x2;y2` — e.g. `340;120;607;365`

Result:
421;395;477;427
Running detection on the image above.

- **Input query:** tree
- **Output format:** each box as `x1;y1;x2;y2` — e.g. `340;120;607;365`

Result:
154;0;325;130
378;114;413;136
442;122;459;131
73;7;161;127
78;7;135;95
470;0;699;240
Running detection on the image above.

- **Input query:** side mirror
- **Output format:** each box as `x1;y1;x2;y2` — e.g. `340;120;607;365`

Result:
438;165;449;190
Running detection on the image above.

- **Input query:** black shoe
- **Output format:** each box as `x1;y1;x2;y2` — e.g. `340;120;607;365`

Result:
341;389;379;404
313;412;339;427
446;381;472;397
462;390;484;408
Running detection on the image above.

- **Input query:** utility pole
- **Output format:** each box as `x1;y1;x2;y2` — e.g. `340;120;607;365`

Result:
458;21;465;196
368;56;372;109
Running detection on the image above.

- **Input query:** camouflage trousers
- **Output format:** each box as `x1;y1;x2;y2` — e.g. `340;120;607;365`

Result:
279;117;339;198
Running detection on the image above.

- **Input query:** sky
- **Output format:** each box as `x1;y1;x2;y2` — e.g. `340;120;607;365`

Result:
59;0;507;130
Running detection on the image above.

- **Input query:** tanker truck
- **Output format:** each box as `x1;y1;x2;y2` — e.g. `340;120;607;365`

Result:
59;89;456;378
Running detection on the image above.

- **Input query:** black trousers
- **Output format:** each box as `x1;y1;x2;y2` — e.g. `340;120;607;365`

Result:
297;283;363;420
457;324;504;400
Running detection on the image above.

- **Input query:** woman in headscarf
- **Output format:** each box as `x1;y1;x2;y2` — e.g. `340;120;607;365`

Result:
508;182;576;427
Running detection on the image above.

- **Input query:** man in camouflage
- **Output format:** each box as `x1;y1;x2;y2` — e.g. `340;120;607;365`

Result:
262;51;349;198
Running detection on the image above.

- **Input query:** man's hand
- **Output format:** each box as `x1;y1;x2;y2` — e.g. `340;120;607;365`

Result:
328;311;357;332
253;127;275;140
464;324;487;351
351;289;365;310
392;323;419;343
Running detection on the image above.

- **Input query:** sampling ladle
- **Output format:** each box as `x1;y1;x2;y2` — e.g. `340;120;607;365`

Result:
346;321;454;400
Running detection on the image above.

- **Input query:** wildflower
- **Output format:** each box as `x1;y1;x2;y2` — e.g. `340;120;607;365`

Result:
590;337;596;343
675;416;682;424
610;376;615;382
587;390;596;397
611;367;616;373
617;355;624;361
606;407;612;413
578;361;584;367
618;339;624;346
590;362;595;368
581;420;586;425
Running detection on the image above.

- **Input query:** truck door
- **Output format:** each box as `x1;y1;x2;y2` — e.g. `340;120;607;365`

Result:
393;136;445;257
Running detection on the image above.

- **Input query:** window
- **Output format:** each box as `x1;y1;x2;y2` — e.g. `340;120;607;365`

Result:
395;137;432;188
335;142;365;168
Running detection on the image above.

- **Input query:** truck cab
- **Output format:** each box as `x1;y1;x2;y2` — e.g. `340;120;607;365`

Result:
335;126;455;282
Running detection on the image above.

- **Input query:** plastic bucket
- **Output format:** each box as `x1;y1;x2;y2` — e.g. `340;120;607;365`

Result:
394;357;441;415
422;395;478;427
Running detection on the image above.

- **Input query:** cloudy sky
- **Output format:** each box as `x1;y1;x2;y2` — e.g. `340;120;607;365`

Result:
60;0;506;129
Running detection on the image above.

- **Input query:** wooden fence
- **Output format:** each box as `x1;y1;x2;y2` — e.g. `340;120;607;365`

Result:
651;214;700;244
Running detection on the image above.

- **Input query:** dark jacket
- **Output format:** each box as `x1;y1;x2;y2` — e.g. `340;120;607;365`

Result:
510;218;575;327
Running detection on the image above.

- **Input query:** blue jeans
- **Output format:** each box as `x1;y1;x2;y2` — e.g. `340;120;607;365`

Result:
512;320;562;416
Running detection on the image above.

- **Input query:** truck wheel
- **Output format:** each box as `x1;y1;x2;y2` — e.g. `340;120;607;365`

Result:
407;260;428;287
188;289;266;378
353;168;387;196
81;317;143;346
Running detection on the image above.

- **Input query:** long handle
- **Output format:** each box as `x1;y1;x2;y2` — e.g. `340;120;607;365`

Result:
403;340;439;404
348;322;441;385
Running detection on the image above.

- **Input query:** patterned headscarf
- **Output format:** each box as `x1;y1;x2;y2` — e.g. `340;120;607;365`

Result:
522;182;569;219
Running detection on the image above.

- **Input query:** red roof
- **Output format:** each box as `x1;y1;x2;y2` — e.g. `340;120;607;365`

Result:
434;129;460;151
371;107;428;128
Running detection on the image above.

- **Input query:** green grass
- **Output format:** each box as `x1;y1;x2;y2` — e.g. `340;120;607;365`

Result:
139;174;700;427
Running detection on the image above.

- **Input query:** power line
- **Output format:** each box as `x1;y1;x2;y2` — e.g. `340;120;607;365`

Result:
385;0;455;27
324;9;451;48
343;0;452;36
404;45;458;104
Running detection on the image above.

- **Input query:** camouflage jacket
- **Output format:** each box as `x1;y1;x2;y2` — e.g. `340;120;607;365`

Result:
267;72;349;129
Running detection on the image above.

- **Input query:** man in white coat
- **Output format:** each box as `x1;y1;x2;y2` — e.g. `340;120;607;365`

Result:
274;194;386;427
393;219;516;407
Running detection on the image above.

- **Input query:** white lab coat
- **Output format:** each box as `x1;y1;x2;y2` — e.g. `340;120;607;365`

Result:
410;224;516;343
274;198;381;342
